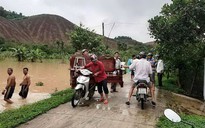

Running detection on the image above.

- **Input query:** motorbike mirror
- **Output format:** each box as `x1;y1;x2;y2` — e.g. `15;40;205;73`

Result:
164;109;181;123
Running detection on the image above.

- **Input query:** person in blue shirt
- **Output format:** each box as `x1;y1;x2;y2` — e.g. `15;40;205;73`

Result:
127;55;136;79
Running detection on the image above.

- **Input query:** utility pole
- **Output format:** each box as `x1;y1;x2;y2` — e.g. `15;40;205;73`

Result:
204;58;205;100
102;22;104;36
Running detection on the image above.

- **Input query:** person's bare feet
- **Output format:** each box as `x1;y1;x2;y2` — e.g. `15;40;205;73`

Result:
98;97;104;102
104;99;108;104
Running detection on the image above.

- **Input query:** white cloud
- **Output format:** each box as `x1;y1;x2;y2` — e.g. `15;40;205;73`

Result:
0;0;171;43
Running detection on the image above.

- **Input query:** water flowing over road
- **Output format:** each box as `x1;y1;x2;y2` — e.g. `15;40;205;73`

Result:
18;74;205;128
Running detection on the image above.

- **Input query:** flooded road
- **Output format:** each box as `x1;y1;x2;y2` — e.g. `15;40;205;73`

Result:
0;59;70;112
18;74;204;128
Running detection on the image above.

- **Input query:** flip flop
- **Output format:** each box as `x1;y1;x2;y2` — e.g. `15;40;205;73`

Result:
98;98;104;102
104;100;108;104
125;101;130;105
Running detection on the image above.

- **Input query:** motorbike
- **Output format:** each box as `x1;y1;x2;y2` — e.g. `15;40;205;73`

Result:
71;69;95;108
135;80;149;109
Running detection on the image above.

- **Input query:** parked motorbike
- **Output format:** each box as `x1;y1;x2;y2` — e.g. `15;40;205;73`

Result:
71;69;95;108
135;80;149;109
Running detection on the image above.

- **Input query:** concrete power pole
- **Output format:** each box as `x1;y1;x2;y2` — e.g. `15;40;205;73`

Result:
204;58;205;100
102;22;104;36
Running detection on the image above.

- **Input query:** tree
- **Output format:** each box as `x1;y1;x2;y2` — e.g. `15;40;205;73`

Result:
10;46;28;61
69;24;110;55
27;48;45;62
148;0;205;97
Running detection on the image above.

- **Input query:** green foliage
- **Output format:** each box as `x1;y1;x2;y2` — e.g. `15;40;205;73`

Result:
157;114;205;128
0;6;26;20
35;82;44;86
148;0;205;98
149;0;205;68
0;89;74;128
156;74;185;94
69;24;111;55
113;36;153;62
0;42;74;61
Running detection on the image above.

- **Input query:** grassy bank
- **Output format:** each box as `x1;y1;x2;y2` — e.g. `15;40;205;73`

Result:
156;75;205;128
155;75;185;94
157;114;205;128
0;89;74;128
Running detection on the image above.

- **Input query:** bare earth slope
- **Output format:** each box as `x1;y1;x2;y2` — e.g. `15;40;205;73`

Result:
0;14;118;48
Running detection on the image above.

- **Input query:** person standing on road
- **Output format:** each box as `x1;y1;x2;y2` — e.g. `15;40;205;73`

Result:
124;51;156;106
111;52;121;93
147;53;156;94
82;54;109;104
2;68;16;104
127;55;136;80
156;55;164;87
19;67;31;99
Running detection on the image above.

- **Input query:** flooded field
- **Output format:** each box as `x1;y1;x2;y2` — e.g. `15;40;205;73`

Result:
0;59;70;112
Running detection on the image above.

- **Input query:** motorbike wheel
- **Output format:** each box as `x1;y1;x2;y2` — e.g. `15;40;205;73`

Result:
88;84;95;100
141;98;144;109
71;89;82;108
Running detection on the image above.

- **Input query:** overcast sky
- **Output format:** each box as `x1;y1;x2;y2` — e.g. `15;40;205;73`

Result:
0;0;171;43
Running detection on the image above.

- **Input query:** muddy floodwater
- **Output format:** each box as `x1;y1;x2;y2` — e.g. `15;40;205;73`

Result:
0;59;70;112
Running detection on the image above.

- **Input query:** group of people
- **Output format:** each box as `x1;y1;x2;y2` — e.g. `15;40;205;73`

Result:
125;52;164;106
81;49;164;106
1;68;31;104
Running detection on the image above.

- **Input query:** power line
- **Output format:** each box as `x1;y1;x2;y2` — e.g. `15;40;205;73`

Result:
108;22;115;38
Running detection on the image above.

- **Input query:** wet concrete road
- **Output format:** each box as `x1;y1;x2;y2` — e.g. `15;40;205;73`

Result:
18;74;205;128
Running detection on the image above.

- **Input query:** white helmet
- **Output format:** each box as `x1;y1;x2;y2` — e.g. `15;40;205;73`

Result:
90;54;97;62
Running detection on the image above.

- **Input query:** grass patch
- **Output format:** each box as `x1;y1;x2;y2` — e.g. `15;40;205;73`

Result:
156;75;185;94
157;114;205;128
0;89;74;128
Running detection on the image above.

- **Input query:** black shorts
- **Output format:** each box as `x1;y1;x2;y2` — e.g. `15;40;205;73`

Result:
19;85;29;98
131;70;134;76
4;86;15;99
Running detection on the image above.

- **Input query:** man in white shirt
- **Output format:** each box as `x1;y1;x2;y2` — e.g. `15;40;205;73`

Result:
111;52;121;92
156;55;164;87
125;51;156;106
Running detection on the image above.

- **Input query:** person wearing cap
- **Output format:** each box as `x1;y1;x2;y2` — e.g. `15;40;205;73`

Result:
124;51;156;106
82;49;88;56
81;54;109;104
147;53;156;92
82;49;91;64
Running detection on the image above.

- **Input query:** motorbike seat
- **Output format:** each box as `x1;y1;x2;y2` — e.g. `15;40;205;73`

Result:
136;80;148;85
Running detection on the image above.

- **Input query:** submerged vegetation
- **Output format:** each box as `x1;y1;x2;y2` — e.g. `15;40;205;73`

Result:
0;89;73;128
0;40;74;62
35;82;44;86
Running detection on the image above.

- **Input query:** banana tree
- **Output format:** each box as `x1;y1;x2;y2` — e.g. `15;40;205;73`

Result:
10;46;28;61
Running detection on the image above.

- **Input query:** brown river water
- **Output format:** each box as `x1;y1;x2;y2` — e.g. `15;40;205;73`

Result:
0;59;70;112
0;59;204;118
